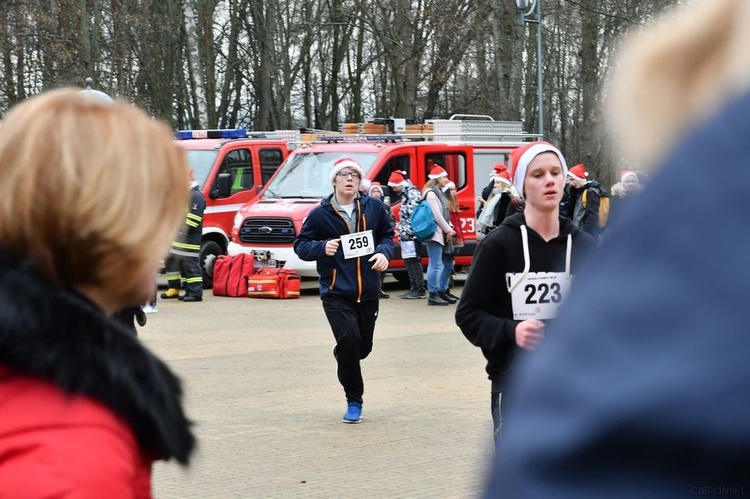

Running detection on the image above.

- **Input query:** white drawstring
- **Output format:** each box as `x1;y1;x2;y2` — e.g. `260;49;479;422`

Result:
506;225;572;293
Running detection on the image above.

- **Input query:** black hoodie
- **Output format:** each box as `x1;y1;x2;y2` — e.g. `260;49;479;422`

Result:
455;213;595;390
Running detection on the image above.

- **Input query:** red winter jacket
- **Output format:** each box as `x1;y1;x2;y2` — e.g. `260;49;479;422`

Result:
0;367;153;498
0;252;195;498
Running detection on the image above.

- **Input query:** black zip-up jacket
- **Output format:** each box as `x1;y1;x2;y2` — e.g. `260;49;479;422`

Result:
294;193;394;302
455;213;595;390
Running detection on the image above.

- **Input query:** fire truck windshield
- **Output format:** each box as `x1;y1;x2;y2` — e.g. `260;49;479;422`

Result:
184;150;219;188
262;152;378;199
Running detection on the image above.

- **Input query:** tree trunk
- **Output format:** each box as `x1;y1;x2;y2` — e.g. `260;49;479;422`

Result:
182;0;208;127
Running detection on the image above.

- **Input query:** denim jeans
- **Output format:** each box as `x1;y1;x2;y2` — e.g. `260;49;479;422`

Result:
425;240;454;293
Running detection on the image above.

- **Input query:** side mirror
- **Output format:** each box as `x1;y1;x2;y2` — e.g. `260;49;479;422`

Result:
211;173;232;199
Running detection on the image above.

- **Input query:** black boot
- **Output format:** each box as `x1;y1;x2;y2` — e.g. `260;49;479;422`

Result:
428;292;449;306
439;291;458;304
445;290;460;302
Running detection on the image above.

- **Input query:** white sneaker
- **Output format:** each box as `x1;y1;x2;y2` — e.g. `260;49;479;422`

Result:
142;305;158;314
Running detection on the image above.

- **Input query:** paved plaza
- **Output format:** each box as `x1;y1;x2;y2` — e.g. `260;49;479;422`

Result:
144;278;494;498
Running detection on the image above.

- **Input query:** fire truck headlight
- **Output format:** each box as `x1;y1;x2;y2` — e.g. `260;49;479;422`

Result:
233;212;243;231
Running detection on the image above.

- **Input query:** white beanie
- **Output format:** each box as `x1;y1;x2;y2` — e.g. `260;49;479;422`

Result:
329;158;364;184
441;181;456;193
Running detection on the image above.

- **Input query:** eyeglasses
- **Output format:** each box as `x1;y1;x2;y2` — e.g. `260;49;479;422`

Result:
336;171;361;179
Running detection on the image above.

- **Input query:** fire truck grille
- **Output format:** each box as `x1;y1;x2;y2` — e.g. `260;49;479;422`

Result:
239;217;296;244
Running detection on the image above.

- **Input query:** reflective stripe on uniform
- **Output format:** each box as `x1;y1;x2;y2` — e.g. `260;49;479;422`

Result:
170;249;200;258
171;241;200;251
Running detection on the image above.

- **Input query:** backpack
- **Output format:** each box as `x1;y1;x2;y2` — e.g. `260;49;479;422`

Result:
582;188;610;229
410;199;437;241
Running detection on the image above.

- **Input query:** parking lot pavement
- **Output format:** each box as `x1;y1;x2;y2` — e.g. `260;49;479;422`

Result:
144;277;493;498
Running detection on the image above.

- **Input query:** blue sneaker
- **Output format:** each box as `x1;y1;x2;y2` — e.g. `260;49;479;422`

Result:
342;401;362;424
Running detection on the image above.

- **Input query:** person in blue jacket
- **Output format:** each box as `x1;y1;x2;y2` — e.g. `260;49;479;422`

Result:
486;0;750;496
294;158;394;424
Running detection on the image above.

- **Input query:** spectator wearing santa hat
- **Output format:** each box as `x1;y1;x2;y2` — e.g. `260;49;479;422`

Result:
478;163;511;217
565;163;606;241
367;181;394;299
421;161;457;306
608;170;642;228
294;157;395;424
455;141;596;443
476;164;516;239
388;170;426;299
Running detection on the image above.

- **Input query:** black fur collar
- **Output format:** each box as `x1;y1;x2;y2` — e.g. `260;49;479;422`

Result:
0;252;195;464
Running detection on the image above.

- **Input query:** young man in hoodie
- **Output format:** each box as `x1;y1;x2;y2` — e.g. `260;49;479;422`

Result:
486;1;750;495
294;158;394;424
455;141;595;441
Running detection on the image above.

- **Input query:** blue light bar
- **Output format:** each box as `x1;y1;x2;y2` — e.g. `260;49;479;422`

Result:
176;129;248;140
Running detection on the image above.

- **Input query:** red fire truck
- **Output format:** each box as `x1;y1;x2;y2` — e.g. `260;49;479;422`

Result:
227;117;538;281
175;129;296;287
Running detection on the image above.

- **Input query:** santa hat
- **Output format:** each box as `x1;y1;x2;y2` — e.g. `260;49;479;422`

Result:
509;141;568;199
368;182;384;198
567;163;588;183
621;170;639;184
388;170;407;187
441;181;456;193
329;157;364;184
493;164;512;187
426;159;448;179
427;164;448;179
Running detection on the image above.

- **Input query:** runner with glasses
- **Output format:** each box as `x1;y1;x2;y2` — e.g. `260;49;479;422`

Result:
294;158;394;424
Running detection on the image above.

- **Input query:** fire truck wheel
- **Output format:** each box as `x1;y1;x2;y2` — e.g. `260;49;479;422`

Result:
200;240;223;289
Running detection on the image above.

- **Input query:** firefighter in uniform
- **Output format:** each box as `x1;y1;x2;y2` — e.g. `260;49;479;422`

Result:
161;171;206;302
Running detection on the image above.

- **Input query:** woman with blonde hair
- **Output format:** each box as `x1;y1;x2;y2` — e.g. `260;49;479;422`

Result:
421;163;456;306
486;0;750;495
0;89;195;496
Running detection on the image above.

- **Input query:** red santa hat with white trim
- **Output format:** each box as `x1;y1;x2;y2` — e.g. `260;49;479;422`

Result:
367;181;384;198
567;163;588;183
427;159;448;179
509;141;568;199
493;164;512;187
329;157;364;184
387;170;407;187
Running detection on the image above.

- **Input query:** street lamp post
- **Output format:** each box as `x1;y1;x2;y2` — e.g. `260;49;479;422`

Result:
516;0;544;139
